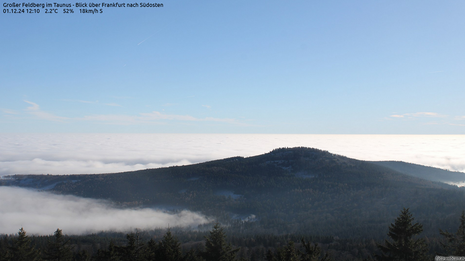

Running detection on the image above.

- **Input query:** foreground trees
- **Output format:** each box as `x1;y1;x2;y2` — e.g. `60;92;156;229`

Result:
266;239;331;261
43;228;73;261
376;208;428;261
8;209;465;261
203;223;239;261
440;211;465;256
8;228;40;261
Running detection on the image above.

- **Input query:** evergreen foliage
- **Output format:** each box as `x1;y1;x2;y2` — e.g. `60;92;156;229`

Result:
154;229;183;261
203;223;239;261
3;148;465;260
8;228;39;261
43;228;73;261
118;232;146;261
300;239;331;261
440;210;465;256
266;239;331;261
275;241;301;261
0;236;10;261
6;147;465;239
376;208;428;261
74;250;91;261
95;241;120;261
184;249;205;261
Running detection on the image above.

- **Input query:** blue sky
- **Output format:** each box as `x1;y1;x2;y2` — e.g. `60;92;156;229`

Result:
1;0;464;133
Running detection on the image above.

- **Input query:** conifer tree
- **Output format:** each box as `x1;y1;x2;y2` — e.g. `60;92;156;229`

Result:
155;230;183;261
43;228;73;261
440;210;465;256
276;241;301;261
376;208;428;261
8;228;40;261
184;248;205;261
203;223;239;261
145;238;158;261
74;250;91;261
95;241;120;261
118;232;146;261
300;239;331;261
0;236;10;261
266;249;275;261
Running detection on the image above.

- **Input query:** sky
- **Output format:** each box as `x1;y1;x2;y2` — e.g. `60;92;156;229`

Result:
1;0;465;134
2;1;465;235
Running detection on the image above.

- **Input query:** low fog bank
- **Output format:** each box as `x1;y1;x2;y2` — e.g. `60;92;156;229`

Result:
0;186;209;235
0;134;464;176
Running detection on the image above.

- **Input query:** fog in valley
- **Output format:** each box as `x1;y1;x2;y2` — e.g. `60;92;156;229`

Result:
0;186;209;235
1;134;464;235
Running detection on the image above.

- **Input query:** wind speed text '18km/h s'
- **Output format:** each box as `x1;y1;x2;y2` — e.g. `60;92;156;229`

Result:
2;1;163;14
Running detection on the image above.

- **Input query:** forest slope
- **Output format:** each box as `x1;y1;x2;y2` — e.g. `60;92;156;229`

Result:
2;147;465;239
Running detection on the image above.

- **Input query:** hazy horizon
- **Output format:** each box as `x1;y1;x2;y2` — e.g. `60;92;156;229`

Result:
1;133;464;235
1;133;464;177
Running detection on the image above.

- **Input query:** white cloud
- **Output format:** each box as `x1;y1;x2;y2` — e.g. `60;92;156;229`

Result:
0;108;19;115
390;112;446;118
0;186;208;235
23;101;238;125
0;134;464;176
81;111;238;125
1;134;464;235
24;101;68;122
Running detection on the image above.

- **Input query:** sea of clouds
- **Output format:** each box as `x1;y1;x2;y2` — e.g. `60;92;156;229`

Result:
0;134;464;176
1;134;464;235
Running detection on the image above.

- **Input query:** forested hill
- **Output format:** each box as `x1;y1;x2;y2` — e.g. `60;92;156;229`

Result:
372;160;465;184
2;147;465;238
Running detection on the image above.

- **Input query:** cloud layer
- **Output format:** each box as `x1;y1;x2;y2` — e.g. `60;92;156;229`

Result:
1;134;464;235
0;186;208;235
0;134;464;176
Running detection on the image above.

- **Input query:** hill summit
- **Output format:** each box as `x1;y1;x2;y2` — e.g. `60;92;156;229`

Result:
2;147;464;238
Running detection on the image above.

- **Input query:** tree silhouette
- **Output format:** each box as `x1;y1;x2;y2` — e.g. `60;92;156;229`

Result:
43;228;73;261
440;210;465;256
376;208;428;261
300;238;331;261
8;228;40;261
203;223;239;261
118;232;145;261
155;229;183;261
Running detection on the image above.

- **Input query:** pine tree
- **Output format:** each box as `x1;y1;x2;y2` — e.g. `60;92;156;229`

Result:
95;241;120;261
74;250;91;261
0;236;10;261
155;230;183;261
184;248;205;261
145;238;158;261
440;210;465;256
203;223;239;261
43;228;73;261
376;208;428;261
300;238;331;261
8;228;40;261
276;241;301;261
118;232;146;261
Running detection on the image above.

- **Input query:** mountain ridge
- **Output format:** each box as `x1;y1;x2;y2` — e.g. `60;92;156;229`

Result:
2;147;464;238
